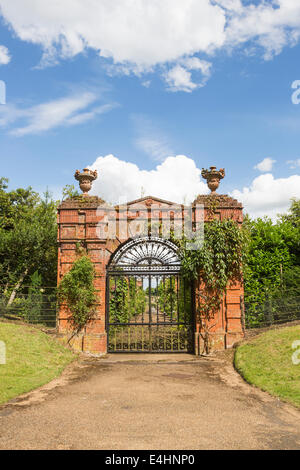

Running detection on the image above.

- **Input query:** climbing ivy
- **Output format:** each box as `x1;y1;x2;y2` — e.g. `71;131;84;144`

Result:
58;255;97;336
179;219;245;352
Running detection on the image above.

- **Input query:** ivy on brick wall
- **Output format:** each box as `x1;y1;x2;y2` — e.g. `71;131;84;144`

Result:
58;255;97;338
179;219;245;352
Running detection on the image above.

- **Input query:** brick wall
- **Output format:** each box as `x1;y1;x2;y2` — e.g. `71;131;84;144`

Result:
57;194;244;355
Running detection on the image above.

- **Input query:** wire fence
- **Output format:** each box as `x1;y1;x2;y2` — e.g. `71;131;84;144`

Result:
1;285;300;332
0;287;57;327
244;295;300;329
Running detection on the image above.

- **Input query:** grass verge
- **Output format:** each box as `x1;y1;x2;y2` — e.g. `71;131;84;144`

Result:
0;322;75;405
235;325;300;408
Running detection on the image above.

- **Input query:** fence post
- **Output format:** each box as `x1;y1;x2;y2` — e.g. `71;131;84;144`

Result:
240;295;245;334
266;295;274;326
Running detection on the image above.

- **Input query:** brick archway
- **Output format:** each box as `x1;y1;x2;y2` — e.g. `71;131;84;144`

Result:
57;194;244;355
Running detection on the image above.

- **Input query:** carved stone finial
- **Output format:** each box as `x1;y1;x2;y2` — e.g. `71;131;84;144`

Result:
201;166;225;194
74;168;98;196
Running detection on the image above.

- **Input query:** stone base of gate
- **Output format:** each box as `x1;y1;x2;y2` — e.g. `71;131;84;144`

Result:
194;331;244;355
57;332;107;356
57;331;244;356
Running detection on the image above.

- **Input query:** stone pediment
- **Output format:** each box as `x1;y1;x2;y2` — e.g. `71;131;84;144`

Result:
115;195;182;209
58;195;182;211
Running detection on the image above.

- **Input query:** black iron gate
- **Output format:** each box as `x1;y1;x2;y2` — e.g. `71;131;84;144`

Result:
106;237;194;352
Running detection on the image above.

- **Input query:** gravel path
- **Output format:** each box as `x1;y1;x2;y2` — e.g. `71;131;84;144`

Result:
0;353;299;450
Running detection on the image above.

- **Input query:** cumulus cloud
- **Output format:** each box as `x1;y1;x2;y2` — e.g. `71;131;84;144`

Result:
231;173;300;220
224;0;300;60
254;157;276;172
0;45;10;64
89;154;208;204
1;1;300;90
0;1;226;70
164;58;212;92
164;65;198;93
0;92;117;136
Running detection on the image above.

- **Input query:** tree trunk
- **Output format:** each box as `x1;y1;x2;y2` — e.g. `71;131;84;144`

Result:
6;268;29;307
3;268;11;295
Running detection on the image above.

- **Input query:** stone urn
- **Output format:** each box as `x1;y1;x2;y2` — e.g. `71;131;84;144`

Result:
74;168;98;196
201;166;225;194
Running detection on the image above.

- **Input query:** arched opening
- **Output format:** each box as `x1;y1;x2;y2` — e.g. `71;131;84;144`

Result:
106;236;194;352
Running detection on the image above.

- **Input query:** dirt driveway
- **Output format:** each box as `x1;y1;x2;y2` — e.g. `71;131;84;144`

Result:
0;353;300;450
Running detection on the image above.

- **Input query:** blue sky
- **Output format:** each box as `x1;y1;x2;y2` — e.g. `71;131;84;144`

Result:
0;0;300;218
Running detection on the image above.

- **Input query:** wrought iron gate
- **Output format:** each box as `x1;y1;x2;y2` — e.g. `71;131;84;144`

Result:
106;237;194;352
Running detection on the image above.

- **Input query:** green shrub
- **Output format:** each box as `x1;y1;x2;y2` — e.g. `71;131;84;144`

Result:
58;255;97;334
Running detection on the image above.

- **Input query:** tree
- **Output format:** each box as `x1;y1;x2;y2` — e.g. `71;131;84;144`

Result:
243;199;300;304
0;177;40;230
62;184;80;200
243;216;294;304
280;198;300;228
0;180;58;302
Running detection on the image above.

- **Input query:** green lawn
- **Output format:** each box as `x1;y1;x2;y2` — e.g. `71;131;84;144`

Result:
0;322;76;405
235;325;300;408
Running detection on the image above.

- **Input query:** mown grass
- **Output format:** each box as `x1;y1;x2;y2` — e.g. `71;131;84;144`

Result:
235;325;300;408
0;322;75;405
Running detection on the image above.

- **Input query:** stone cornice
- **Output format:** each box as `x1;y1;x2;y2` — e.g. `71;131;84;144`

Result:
192;194;243;209
58;196;106;209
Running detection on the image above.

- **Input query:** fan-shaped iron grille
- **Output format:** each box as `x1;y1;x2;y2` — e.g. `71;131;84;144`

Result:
108;236;181;274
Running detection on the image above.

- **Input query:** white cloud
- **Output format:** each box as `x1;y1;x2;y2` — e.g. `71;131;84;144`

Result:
0;1;226;70
231;173;300;220
0;45;10;64
164;65;198;93
164;58;212;92
89;154;208;204
224;0;300;60
0;92;117;136
287;159;300;169
215;0;242;11
254;157;276;172
2;1;300;90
